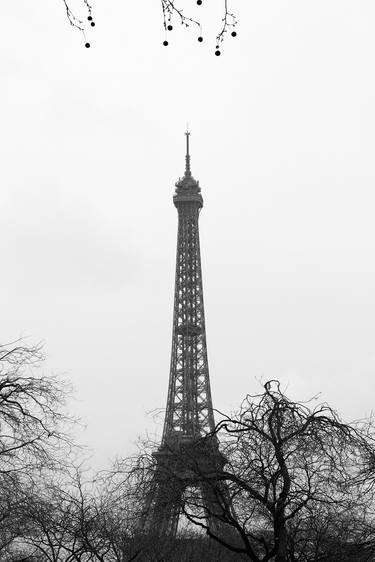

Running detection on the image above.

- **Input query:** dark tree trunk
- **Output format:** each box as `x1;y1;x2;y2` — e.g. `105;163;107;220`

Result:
275;519;288;562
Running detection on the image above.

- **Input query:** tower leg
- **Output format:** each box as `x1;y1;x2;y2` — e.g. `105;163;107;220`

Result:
200;480;235;537
142;475;182;537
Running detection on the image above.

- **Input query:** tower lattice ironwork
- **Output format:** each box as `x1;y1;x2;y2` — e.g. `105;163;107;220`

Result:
143;133;227;537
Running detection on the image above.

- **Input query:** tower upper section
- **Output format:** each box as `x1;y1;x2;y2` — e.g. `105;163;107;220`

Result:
173;132;203;209
163;131;215;441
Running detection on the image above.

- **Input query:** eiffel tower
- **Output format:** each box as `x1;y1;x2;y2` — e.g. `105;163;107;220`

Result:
143;132;227;537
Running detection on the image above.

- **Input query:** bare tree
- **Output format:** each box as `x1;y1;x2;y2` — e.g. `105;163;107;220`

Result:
0;341;74;477
0;340;77;558
131;382;375;562
0;340;143;561
186;381;375;561
17;466;144;561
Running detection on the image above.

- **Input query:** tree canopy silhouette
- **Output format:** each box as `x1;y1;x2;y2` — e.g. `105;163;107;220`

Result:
124;381;375;562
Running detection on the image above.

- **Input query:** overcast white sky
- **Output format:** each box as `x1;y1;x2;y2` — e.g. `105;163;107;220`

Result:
2;1;375;467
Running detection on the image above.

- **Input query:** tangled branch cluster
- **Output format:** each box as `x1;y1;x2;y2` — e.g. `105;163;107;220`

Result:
0;341;75;478
161;0;237;54
62;0;237;54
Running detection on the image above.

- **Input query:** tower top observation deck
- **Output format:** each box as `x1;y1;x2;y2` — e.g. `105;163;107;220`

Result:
174;131;203;208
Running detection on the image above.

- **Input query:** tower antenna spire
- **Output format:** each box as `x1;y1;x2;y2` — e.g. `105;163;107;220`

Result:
185;127;191;176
